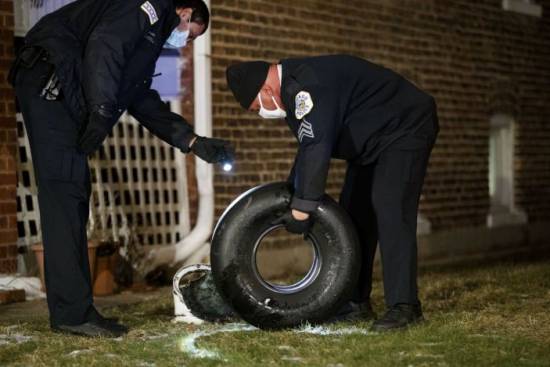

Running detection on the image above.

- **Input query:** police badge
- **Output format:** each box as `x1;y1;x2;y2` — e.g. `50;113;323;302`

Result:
295;91;314;120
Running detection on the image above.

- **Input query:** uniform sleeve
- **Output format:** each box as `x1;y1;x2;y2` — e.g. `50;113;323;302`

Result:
290;86;338;212
128;88;196;153
82;0;162;118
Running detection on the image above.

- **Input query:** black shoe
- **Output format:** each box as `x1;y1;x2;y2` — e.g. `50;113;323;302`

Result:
90;311;120;324
51;319;128;338
371;303;424;332
88;305;121;324
102;316;120;324
327;300;377;323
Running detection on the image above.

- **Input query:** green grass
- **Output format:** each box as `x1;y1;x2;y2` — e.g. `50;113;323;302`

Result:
1;260;550;366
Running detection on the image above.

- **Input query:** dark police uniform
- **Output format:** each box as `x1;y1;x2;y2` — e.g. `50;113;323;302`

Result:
11;0;195;327
281;55;439;307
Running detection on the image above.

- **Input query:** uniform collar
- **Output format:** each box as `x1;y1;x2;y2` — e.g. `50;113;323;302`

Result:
280;61;303;122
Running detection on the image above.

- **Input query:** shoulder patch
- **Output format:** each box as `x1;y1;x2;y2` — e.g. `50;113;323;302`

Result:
295;91;314;120
141;1;159;25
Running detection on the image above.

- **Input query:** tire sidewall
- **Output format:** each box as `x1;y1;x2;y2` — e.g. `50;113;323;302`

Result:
211;182;360;329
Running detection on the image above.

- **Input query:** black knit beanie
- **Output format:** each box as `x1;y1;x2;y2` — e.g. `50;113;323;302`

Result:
226;61;271;109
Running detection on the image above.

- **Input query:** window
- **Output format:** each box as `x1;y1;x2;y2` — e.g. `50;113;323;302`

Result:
487;114;527;227
417;214;431;235
502;0;543;17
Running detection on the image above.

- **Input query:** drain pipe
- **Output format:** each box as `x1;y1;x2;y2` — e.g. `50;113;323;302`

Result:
172;1;215;265
146;3;214;270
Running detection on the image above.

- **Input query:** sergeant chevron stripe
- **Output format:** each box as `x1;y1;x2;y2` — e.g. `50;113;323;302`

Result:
298;119;314;142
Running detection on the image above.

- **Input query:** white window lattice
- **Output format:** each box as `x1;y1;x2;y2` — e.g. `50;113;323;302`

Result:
16;101;191;248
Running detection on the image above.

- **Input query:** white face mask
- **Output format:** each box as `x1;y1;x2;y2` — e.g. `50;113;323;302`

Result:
164;17;191;49
258;91;287;119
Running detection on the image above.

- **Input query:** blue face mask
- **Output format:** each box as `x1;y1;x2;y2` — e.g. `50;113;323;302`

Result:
164;17;191;49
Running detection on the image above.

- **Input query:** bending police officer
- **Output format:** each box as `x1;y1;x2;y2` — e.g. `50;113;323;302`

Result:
226;55;438;331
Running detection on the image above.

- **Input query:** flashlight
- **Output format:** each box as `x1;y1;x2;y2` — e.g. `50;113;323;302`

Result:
221;148;235;172
223;162;233;172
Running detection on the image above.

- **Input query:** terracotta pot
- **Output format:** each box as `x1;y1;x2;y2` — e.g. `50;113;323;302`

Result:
93;252;117;296
31;241;99;292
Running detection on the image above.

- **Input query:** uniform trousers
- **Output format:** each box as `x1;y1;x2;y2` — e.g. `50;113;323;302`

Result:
339;112;439;307
15;58;96;327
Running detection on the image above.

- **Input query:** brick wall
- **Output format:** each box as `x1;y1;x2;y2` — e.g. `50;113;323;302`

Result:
0;0;17;273
210;0;550;231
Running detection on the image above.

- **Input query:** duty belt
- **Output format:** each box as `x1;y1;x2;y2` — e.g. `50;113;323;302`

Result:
8;45;61;101
8;45;48;86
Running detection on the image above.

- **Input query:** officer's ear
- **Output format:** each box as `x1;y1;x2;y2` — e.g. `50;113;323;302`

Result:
175;7;193;23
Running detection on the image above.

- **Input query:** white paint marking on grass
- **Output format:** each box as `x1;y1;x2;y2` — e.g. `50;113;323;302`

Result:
278;345;293;351
67;349;94;357
180;322;372;360
140;333;170;341
297;324;371;336
180;323;257;359
0;333;33;346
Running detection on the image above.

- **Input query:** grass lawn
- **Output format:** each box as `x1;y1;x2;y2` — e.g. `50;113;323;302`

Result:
1;259;550;366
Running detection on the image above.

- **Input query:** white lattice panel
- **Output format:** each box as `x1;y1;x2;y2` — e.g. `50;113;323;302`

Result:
16;101;191;248
16;114;41;247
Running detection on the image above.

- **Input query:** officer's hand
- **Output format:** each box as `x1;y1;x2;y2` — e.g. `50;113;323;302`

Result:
275;211;313;235
191;136;235;164
77;113;112;155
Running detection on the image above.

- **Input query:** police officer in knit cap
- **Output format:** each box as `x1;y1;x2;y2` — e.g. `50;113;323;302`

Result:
9;0;233;338
226;55;439;331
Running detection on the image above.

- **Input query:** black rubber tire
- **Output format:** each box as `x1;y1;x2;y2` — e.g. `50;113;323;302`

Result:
210;182;361;330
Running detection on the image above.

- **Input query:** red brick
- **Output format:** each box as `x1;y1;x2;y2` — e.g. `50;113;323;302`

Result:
0;173;15;185
0;258;17;274
7;214;15;228
0;228;16;243
0;289;26;305
210;0;550;230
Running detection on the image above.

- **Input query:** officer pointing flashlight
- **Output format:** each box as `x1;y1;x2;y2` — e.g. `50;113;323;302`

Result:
9;0;233;338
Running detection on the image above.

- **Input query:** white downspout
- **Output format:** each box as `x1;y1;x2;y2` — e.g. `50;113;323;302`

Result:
173;20;214;264
145;1;214;270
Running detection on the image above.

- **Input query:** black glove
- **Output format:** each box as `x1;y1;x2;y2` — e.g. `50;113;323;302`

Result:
191;136;235;164
275;211;313;235
77;112;113;155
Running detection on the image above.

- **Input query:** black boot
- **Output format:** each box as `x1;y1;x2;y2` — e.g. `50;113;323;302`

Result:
51;318;129;338
327;300;377;323
89;307;120;324
371;303;424;331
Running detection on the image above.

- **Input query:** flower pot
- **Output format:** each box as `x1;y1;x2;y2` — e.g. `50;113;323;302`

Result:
31;241;99;292
93;252;118;296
